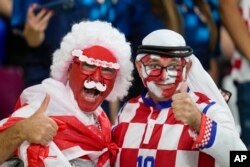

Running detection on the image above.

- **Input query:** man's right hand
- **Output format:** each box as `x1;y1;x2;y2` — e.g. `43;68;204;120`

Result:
20;94;58;146
23;3;53;47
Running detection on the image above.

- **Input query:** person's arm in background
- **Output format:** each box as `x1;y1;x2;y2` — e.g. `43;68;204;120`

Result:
195;0;220;84
23;3;53;47
209;58;219;84
0;95;58;164
219;0;250;60
0;0;12;18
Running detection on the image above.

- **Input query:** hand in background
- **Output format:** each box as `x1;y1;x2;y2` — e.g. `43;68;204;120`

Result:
23;3;53;47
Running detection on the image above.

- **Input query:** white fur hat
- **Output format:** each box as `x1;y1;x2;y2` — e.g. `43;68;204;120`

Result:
50;20;134;101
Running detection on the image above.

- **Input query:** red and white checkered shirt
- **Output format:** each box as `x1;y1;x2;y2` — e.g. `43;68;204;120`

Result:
112;90;221;167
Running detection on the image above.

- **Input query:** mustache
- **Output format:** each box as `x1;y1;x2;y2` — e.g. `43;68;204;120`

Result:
84;80;107;92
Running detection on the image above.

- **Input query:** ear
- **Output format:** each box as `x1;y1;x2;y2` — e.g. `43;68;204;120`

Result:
67;63;73;80
68;63;73;72
184;60;192;80
135;60;143;78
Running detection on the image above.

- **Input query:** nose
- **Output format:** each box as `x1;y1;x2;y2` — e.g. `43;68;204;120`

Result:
160;68;169;80
90;67;103;82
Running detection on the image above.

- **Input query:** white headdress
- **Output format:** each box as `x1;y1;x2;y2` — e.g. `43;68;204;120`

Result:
50;20;134;101
136;29;234;122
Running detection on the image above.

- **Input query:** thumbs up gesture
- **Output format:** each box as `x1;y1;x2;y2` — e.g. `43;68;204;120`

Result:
171;82;202;131
20;94;58;146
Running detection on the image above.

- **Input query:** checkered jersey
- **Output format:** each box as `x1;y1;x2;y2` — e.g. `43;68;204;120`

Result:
112;91;218;167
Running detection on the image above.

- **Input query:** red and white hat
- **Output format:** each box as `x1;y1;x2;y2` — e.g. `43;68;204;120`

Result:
50;20;134;101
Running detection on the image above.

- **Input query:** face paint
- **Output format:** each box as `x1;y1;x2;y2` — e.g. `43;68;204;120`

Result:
139;55;185;101
69;45;119;112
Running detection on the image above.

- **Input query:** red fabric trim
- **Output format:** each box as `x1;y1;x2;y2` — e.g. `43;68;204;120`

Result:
27;145;48;167
232;59;242;69
14;97;28;111
51;115;118;166
192;114;207;149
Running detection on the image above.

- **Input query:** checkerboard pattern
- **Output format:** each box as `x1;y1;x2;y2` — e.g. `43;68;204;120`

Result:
113;92;217;167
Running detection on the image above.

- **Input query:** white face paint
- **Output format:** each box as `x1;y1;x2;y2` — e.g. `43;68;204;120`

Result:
147;81;163;99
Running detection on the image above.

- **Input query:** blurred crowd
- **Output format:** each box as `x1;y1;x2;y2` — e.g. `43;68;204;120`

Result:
0;0;249;149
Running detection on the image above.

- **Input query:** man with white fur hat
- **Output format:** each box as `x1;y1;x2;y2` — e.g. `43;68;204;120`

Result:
112;29;246;167
0;20;133;167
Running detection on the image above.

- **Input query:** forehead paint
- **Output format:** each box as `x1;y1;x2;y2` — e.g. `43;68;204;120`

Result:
71;46;120;69
84;45;116;62
141;54;182;64
141;54;161;64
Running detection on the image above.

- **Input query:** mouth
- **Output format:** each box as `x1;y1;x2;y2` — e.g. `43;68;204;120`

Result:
82;87;101;102
156;83;175;89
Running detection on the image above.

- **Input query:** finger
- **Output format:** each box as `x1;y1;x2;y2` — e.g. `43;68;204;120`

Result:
180;81;188;93
40;139;50;146
49;118;59;131
36;94;50;114
27;3;38;19
42;134;54;145
172;92;186;101
39;11;54;31
35;6;47;18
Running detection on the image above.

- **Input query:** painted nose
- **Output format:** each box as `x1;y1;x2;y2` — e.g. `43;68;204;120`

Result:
90;67;103;82
160;69;169;80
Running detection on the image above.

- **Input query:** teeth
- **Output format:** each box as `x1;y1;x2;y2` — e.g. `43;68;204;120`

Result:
83;88;99;102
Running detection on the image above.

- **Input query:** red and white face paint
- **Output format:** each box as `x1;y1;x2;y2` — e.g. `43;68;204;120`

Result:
139;54;186;101
69;45;119;112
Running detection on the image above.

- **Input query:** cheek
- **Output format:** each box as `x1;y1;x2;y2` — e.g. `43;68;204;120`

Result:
145;71;183;99
140;68;159;86
69;65;88;95
103;78;115;95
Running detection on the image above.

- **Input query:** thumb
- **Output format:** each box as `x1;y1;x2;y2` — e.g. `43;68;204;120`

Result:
35;94;50;114
180;81;188;93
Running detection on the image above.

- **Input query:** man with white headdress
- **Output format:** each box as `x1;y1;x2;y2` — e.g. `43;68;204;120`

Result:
0;20;133;167
112;29;246;167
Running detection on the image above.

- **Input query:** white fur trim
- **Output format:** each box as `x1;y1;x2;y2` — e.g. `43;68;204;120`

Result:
50;21;133;101
72;49;120;69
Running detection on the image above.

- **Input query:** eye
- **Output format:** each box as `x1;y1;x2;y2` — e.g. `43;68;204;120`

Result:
81;62;96;70
147;64;161;70
101;67;115;74
167;64;182;71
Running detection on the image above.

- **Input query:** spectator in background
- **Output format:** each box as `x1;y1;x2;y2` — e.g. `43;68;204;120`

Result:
219;0;250;149
220;26;242;134
0;0;26;120
0;0;12;64
151;0;220;84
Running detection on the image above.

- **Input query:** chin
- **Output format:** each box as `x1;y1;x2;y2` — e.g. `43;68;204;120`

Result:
78;97;102;112
79;103;99;113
